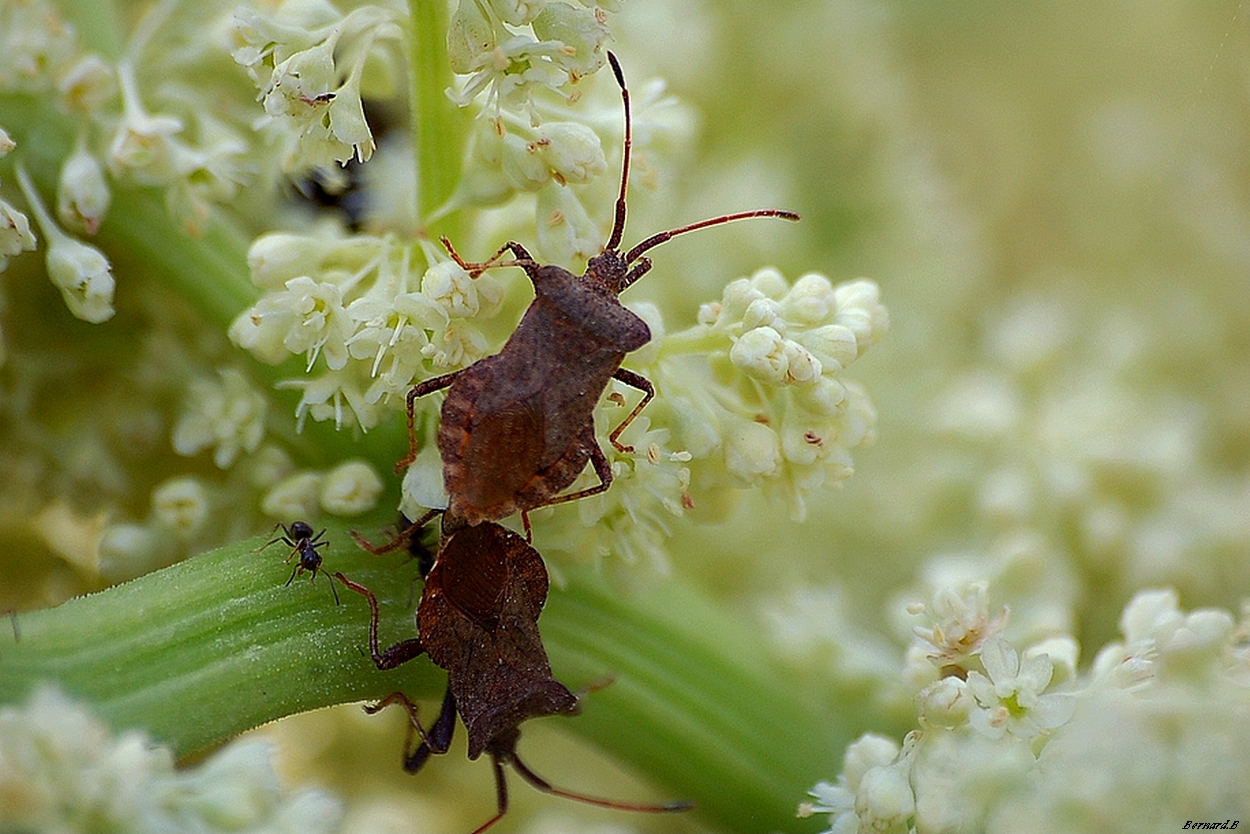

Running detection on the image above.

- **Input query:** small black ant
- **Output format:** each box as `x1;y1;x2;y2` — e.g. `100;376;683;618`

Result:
259;521;339;605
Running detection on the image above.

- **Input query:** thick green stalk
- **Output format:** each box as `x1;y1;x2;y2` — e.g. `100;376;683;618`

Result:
407;0;465;234
0;522;849;834
0;522;438;753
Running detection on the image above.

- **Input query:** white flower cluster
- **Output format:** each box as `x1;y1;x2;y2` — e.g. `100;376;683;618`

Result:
234;2;403;177
443;0;695;266
0;0;271;317
802;586;1250;834
0;685;341;834
651;267;888;521
229;228;504;430
447;0;617;111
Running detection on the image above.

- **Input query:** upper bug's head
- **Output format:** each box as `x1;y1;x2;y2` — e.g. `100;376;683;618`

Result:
592;53;800;296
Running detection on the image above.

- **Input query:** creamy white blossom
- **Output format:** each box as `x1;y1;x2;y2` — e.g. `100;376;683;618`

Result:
0;686;341;834
650;268;887;520
15;163;114;322
234;4;402;172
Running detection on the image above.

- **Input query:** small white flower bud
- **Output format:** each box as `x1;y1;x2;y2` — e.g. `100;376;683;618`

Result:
262;472;324;520
532;2;610;77
57;144;111;235
742;297;782;332
730;326;788;384
748;266;789;299
723;419;781;483
501;131;551;191
422;259;482;318
45;232;115;323
833;278;889;354
780;272;838;324
0;127;15;155
854;762;914;832
17;154;112;319
781;423;829;466
795;324;858;373
917;677;972;729
1;199;37;267
151;477;210;540
841;734;902;790
319;460;383;516
715;277;765;324
783;340;823;384
534;121;606;185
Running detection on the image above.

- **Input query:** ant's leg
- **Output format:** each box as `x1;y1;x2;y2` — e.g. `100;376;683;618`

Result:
334;573;426;670
607;369;654;453
350;508;442;555
395;371;461;472
314;567;341;606
255;523;295;553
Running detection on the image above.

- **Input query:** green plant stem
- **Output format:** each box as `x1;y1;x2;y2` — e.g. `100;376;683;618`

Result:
407;0;464;236
0;522;437;754
0;523;850;834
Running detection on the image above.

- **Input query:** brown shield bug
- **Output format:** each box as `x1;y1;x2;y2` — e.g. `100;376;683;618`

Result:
259;520;339;605
399;52;799;533
335;521;691;832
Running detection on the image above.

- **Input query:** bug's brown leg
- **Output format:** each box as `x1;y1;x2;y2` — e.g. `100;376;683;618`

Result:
607;368;654;453
334;573;427;670
396;372;461;472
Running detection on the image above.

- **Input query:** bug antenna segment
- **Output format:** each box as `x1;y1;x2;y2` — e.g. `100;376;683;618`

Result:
624;208;801;267
605;51;631;252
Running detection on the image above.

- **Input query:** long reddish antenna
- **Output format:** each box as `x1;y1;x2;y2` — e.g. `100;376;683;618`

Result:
625;208;800;264
604;51;631;252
